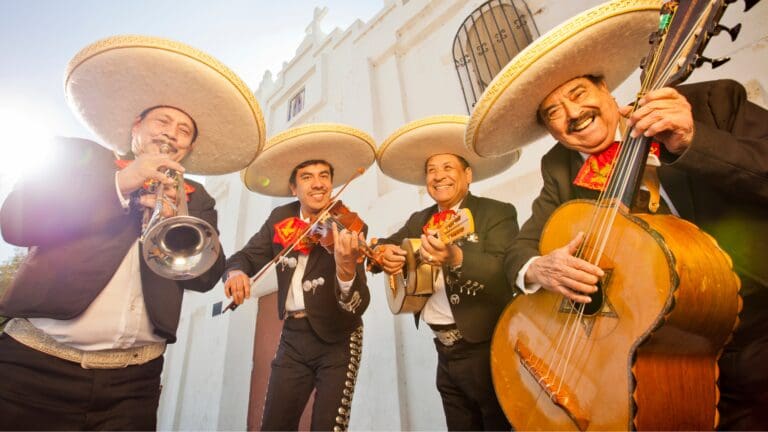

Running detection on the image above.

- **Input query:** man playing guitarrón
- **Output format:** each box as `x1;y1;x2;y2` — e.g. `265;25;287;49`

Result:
467;0;768;429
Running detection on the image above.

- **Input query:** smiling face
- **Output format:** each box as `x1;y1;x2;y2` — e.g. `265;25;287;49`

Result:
289;162;334;217
425;153;472;210
538;76;620;154
130;106;196;162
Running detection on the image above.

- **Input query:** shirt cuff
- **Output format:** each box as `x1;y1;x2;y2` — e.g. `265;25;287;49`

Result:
517;256;542;294
115;171;131;210
337;274;355;294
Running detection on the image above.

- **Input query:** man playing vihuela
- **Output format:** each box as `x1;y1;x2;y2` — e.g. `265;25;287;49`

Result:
466;0;768;429
223;124;375;431
372;115;519;431
0;35;265;429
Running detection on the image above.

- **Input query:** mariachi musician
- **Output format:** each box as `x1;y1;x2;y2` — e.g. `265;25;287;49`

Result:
467;0;768;428
0;35;265;429
223;124;375;431
372;115;519;431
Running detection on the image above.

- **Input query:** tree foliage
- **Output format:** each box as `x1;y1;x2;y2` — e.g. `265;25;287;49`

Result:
0;248;26;331
0;248;26;293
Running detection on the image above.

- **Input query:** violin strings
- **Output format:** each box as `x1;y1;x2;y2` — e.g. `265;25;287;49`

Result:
551;1;709;390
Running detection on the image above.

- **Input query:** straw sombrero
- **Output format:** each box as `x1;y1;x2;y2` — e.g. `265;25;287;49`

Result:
241;123;376;197
466;0;663;157
65;35;266;175
378;115;518;185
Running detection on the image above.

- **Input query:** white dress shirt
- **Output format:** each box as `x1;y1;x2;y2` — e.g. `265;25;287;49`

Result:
284;211;354;312
29;175;165;350
421;203;462;325
29;240;165;350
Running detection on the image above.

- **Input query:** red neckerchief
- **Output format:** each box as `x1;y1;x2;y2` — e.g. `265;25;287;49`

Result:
573;141;660;191
114;159;195;200
422;209;456;234
273;217;312;254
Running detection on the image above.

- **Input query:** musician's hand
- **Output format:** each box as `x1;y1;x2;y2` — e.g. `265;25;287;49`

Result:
116;153;185;195
420;233;462;267
136;184;178;217
332;223;363;282
224;270;251;305
375;244;407;275
620;87;694;154
526;232;604;303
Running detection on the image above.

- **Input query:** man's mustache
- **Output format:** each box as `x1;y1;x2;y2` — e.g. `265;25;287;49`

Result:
567;109;600;133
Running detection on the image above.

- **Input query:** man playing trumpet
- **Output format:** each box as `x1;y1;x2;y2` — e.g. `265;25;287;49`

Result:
0;36;264;430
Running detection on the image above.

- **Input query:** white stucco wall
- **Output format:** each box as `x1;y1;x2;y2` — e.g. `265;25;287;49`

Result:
160;0;768;430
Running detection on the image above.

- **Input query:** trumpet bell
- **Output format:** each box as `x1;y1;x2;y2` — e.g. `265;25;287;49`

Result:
142;215;220;280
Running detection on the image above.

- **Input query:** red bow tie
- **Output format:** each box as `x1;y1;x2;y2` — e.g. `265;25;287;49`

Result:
273;217;312;254
572;141;660;191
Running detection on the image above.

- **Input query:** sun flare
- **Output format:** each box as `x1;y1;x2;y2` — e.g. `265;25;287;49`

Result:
0;106;56;184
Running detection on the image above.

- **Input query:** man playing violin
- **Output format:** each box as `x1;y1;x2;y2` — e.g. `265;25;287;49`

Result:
467;2;768;428
373;116;519;431
0;36;263;429
223;124;375;431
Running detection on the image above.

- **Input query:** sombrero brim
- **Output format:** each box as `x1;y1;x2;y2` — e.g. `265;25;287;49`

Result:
466;0;663;157
378;115;519;185
65;35;266;175
242;123;376;197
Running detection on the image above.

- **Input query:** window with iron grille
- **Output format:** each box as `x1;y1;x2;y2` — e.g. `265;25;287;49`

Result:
453;0;540;113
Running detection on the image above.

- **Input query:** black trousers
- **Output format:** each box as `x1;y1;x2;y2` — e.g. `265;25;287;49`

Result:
717;288;768;431
261;318;363;431
0;333;163;431
434;338;511;431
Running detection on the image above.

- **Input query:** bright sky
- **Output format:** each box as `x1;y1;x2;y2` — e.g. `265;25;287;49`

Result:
0;0;383;261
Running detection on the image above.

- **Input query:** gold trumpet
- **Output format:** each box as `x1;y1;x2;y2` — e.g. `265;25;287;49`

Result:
140;144;220;280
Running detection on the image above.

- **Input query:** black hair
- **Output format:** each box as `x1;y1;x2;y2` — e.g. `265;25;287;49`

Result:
424;153;471;174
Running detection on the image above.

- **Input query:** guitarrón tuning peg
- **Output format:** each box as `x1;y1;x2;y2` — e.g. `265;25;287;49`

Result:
695;54;731;69
714;23;741;41
743;0;760;12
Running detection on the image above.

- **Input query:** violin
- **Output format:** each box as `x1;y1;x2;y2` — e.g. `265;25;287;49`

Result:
303;200;366;254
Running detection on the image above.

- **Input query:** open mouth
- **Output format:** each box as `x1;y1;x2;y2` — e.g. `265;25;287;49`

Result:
568;110;599;133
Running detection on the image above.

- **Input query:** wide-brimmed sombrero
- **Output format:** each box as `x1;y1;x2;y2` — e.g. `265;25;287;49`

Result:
466;0;662;157
378;115;518;185
65;35;266;175
241;123;376;197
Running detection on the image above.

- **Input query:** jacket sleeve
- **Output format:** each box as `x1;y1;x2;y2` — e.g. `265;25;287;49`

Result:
335;224;370;317
224;213;276;280
368;211;424;274
1;138;128;247
666;79;768;203
178;182;225;293
449;200;518;297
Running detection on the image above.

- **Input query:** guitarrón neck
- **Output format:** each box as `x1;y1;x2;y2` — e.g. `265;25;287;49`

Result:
604;134;652;210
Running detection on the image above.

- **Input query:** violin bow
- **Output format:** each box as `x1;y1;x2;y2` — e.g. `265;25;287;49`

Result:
223;167;366;313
